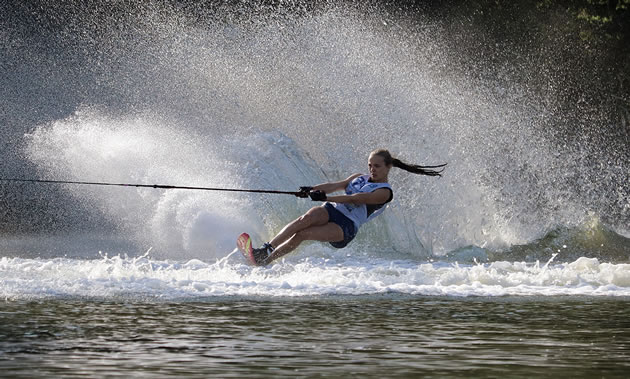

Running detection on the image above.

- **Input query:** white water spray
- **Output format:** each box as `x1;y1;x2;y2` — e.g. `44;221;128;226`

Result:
18;2;627;261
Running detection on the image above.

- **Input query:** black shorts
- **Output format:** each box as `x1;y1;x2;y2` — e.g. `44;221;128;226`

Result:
324;202;357;248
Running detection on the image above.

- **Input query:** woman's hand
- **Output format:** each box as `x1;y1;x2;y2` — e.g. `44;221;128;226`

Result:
296;186;313;198
308;190;327;201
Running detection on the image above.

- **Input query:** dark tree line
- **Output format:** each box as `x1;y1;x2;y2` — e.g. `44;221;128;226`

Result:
407;0;630;151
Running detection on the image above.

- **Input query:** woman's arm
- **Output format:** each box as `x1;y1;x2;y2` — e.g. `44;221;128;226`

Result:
327;188;392;205
312;174;361;194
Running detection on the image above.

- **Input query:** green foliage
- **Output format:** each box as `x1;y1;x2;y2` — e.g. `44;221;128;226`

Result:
439;0;629;151
534;0;629;41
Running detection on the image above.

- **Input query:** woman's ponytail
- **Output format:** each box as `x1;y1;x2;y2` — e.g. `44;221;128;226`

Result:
392;158;446;176
372;149;446;177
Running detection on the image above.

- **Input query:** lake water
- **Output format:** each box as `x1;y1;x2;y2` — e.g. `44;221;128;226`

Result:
1;295;629;377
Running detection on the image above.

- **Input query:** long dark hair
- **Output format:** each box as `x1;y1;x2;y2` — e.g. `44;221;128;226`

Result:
371;149;447;177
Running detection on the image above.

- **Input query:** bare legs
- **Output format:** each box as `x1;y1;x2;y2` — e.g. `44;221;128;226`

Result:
266;206;344;263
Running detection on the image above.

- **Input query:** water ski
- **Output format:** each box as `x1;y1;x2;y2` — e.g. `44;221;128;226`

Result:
236;232;257;266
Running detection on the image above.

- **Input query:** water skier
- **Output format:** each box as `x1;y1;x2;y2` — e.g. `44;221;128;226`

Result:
248;149;446;265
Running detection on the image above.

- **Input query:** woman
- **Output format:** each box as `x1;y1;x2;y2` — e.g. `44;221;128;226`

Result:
251;149;446;265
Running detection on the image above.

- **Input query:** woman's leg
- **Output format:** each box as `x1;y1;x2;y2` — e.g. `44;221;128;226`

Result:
268;206;329;248
267;222;344;263
262;205;344;264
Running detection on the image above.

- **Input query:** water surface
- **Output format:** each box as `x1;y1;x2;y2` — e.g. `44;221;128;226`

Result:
1;296;629;377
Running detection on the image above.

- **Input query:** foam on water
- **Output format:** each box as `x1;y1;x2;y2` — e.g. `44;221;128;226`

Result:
24;108;331;259
2;251;630;300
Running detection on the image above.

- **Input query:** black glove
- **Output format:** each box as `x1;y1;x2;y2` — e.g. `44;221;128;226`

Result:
308;190;327;202
296;186;313;198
